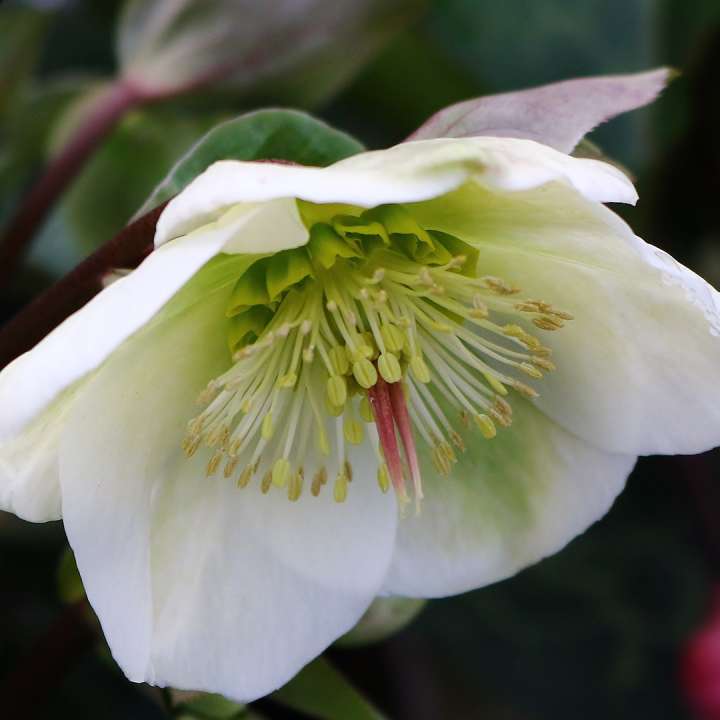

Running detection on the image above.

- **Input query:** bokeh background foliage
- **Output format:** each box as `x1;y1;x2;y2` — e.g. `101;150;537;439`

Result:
2;0;720;718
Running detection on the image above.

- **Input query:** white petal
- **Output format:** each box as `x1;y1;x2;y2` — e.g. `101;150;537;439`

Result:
155;137;636;246
0;384;81;522
383;398;635;597
0;201;301;444
411;182;720;456
60;291;397;701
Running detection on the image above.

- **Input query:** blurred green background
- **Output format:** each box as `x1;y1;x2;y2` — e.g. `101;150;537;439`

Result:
2;1;720;718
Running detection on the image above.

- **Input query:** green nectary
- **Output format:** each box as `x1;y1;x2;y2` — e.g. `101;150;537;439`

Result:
183;201;570;511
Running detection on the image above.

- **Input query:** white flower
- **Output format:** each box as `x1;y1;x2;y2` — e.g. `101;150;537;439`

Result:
1;136;719;701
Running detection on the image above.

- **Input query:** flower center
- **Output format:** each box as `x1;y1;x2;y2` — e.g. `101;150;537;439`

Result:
182;202;571;512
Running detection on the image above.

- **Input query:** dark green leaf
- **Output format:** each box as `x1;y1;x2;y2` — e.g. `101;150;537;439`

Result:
57;547;85;604
271;657;387;720
174;691;245;720
0;6;49;115
62;106;225;251
138;109;364;215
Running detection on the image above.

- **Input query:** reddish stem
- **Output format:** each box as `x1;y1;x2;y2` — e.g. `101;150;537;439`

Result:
0;79;144;288
0;201;168;370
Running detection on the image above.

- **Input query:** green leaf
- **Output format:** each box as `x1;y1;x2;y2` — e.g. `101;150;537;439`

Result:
0;6;49;115
62;106;225;252
57;547;85;604
139;110;364;216
271;657;387;720
174;691;245;720
336;597;426;647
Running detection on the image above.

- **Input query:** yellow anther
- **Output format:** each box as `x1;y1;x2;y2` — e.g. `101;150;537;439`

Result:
224;456;240;478
196;384;218;405
533;316;564;331
483;276;519;295
532;357;556;371
334;473;349;503
353;358;378;389
237;465;254;488
474;414;497;439
502;324;525;338
418;268;434;286
312;467;327;496
449;431;466;451
377;463;390;493
512;380;539;399
278;372;297;388
520;362;543;379
272;458;291;487
326;401;345;417
288;469;303;502
484;372;508;396
432;446;452;476
317;428;330;456
409;355;431;383
360;331;379;359
494;396;513;417
206;451;223;477
470;306;489;319
303;346;315;363
182;435;201;458
261;413;274;440
548;308;573;320
491;405;513;428
326;375;347;407
261;470;272;494
380;324;406;353
344;460;353;482
440;441;456;463
187;414;205;435
206;424;229;448
359;396;374;422
378;352;402;383
344;418;364;445
241;397;253;413
514;301;543;312
430;320;452;333
329;346;350;375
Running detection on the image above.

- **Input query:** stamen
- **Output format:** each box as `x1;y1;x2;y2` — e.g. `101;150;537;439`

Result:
184;203;571;511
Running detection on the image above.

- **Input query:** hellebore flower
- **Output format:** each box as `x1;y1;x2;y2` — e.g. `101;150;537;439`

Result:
2;136;720;701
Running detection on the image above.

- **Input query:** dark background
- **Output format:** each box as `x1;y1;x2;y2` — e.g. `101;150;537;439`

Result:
2;1;720;718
